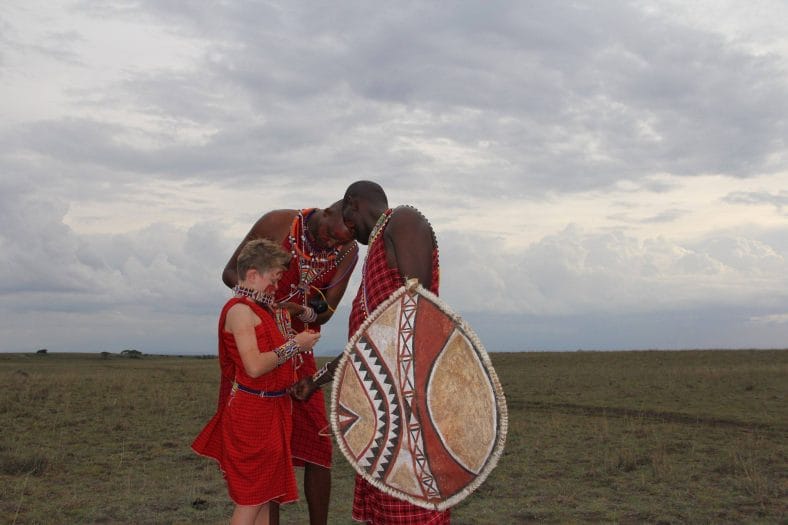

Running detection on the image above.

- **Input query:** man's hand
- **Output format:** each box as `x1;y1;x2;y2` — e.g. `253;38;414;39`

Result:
278;301;306;317
289;376;319;401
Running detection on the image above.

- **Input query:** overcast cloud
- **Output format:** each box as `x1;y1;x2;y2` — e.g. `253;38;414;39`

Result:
1;1;787;354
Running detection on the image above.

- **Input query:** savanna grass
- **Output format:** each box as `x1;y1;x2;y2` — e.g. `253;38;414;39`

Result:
0;350;785;524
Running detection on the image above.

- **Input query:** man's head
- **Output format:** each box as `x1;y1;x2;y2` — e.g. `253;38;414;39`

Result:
342;181;388;244
313;200;354;249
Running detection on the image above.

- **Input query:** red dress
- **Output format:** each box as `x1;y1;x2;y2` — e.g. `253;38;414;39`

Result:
348;207;449;524
192;297;298;506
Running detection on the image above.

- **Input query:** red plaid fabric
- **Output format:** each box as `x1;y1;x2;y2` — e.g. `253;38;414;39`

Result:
349;208;440;335
352;476;451;524
192;298;298;506
275;211;339;467
348;207;448;524
279;209;347;334
290;352;332;467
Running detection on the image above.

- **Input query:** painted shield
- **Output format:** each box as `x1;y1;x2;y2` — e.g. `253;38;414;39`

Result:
331;280;508;511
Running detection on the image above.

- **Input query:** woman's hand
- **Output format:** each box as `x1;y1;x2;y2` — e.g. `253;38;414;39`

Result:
293;330;320;352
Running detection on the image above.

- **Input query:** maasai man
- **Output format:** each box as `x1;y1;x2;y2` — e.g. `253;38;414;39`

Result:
223;201;358;525
292;181;450;524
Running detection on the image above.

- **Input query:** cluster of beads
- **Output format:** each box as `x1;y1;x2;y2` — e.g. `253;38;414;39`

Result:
367;209;392;246
312;361;334;386
274;339;300;366
233;285;274;305
298;306;318;323
281;209;355;305
289;210;341;264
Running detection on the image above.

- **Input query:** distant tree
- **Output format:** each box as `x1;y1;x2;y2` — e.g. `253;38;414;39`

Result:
100;351;111;359
120;349;142;359
36;349;48;355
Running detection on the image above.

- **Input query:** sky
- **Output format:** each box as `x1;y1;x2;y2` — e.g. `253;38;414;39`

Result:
1;1;787;355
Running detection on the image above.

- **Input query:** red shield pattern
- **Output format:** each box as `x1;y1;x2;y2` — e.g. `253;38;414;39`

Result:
331;282;508;511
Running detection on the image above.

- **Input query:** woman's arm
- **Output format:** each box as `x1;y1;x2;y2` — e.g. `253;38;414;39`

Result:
225;304;320;378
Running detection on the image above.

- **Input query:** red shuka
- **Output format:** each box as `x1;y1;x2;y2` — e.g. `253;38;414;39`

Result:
277;209;349;467
348;207;449;524
192;297;298;506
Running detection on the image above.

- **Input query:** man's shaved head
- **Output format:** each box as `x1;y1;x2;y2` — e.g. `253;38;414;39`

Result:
344;180;388;208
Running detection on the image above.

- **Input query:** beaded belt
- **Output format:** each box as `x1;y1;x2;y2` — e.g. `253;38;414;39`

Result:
233;381;288;398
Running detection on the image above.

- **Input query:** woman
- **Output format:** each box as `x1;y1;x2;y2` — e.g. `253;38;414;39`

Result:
192;238;321;525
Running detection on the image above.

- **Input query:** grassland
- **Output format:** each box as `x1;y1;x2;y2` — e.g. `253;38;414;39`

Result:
1;350;786;524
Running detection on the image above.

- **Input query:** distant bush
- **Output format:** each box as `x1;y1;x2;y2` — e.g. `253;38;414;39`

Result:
100;351;111;359
36;349;47;355
120;349;142;359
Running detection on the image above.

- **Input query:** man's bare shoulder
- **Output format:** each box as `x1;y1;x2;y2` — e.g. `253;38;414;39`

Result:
251;209;298;235
388;205;432;232
260;209;298;223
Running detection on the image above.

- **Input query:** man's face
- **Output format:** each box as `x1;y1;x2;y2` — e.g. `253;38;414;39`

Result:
341;196;362;243
315;216;354;249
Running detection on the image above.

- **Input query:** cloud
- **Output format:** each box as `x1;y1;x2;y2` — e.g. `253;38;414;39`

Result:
0;178;236;351
723;190;788;212
440;224;788;317
2;2;788;353
8;1;781;198
749;313;788;325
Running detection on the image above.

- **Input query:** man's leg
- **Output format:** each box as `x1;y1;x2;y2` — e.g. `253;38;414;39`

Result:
268;502;279;525
304;462;331;525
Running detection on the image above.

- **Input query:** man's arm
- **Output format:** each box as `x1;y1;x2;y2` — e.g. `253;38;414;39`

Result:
385;206;435;289
289;352;342;401
222;210;295;287
312;242;359;325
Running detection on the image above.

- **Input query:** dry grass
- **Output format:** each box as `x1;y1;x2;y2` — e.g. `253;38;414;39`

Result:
0;350;786;524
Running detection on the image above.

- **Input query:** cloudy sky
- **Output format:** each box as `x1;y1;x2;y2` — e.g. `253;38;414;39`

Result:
1;1;787;354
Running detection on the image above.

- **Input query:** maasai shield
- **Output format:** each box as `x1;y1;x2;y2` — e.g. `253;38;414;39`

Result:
331;280;508;511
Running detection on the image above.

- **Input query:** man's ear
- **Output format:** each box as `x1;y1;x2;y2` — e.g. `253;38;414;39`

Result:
344;195;359;212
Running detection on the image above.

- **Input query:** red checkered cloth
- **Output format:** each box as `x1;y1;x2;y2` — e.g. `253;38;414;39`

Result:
275;210;340;468
348;208;447;524
290;351;332;467
192;298;299;506
348;208;440;335
352;475;451;524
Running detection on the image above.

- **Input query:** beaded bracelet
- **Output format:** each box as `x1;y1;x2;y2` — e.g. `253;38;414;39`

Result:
274;339;300;366
298;306;318;323
312;363;330;385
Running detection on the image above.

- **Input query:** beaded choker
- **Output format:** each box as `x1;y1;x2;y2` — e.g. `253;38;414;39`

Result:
281;209;352;304
289;209;341;264
367;209;392;246
233;285;274;305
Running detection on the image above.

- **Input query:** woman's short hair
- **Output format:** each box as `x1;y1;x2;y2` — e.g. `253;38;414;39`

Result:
236;239;291;280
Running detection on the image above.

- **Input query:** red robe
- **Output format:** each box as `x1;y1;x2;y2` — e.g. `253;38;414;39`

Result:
279;209;355;467
192;297;298;506
348;207;449;524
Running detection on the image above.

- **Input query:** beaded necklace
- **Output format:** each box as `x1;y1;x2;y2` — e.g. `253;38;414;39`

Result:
282;209;351;304
232;285;274;306
361;209;393;316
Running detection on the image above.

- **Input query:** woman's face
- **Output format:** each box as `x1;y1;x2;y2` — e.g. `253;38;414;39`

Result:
257;267;284;293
